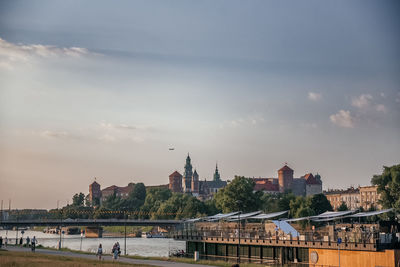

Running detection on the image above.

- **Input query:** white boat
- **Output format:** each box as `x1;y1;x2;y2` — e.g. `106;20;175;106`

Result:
141;232;152;238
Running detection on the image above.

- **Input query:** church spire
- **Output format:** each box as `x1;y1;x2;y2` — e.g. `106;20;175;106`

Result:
213;162;221;181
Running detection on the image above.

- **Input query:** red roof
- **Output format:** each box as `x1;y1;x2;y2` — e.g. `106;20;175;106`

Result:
253;180;279;192
304;173;321;185
278;165;293;172
102;185;118;191
169;171;182;178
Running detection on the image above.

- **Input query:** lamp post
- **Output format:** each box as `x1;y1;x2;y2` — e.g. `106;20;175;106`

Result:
80;229;83;251
236;200;242;264
238;211;241;264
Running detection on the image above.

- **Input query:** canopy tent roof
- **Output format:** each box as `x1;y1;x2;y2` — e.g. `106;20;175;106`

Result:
206;211;240;221
314;210;356;218
247;210;289;220
184;208;393;223
227;211;262;221
349;208;393;218
285;210;358;222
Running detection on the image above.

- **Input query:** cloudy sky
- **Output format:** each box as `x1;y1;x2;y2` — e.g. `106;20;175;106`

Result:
0;0;399;209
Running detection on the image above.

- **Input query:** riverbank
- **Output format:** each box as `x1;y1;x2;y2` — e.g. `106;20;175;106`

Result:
2;247;218;267
2;246;268;267
0;249;151;267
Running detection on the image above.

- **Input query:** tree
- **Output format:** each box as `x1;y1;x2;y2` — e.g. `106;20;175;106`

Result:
214;176;262;213
296;206;314;229
204;199;221;215
308;194;332;215
371;164;400;213
72;193;85;207
260;194;280;213
132;183;146;201
289;196;307;218
337;202;348;211
121;183;147;213
140;187;172;219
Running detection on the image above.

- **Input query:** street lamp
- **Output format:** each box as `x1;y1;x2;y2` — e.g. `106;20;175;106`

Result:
238;211;241;264
80;229;83;251
236;200;242;264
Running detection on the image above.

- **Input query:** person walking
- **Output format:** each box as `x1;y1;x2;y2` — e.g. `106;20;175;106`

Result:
4;237;7;247
31;236;37;252
19;237;23;246
96;244;103;260
26;236;30;247
116;242;121;257
0;236;3;248
112;243;118;260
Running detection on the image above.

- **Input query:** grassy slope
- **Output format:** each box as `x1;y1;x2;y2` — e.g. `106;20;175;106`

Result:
0;250;152;267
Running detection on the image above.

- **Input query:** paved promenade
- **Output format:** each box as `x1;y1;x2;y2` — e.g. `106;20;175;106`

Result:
5;247;216;267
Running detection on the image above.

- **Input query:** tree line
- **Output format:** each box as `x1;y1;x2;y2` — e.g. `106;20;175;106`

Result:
9;164;397;222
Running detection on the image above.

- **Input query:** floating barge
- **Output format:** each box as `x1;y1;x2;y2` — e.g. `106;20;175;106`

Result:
173;210;400;266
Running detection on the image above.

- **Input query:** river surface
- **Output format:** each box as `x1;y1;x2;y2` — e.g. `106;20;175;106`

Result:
0;230;185;257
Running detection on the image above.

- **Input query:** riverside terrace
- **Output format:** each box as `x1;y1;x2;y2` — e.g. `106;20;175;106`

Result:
173;209;400;266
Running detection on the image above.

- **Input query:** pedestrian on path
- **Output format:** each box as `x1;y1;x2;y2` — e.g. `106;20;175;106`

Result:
26;236;30;247
31;236;37;252
116;242;121;256
112;243;118;260
96;244;103;260
0;236;3;248
4;237;7;247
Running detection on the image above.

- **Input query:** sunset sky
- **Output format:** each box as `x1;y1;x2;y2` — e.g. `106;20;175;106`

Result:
0;0;399;209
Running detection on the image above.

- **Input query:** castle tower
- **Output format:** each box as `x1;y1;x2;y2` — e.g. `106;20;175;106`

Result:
169;171;183;193
183;153;193;193
213;163;221;181
278;164;294;193
191;169;199;196
89;178;101;206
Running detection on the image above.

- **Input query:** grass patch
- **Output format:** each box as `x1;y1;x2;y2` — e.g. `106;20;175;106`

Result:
0;250;152;267
126;255;267;267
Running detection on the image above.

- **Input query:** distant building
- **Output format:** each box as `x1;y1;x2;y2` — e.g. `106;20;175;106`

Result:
101;183;135;202
168;154;227;199
200;164;227;196
325;187;360;210
89;179;101;205
250;164;323;196
359;185;381;210
324;185;381;211
88;180;136;205
169;171;183;193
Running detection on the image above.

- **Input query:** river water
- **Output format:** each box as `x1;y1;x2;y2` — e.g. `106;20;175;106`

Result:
0;230;185;257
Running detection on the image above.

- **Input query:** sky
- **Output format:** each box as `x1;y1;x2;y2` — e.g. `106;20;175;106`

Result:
0;0;399;209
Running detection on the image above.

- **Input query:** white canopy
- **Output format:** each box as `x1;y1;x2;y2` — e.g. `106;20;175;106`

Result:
285;210;357;222
248;210;289;220
314;210;356;218
227;211;262;221
206;211;240;221
349;208;393;218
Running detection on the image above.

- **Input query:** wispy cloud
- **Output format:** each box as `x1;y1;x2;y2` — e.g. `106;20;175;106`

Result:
351;94;372;109
0;37;94;70
308;92;322;102
39;130;79;140
219;115;265;129
330;110;354;128
98;121;151;143
375;104;387;113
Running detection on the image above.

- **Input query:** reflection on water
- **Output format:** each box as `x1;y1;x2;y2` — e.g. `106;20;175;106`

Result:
0;230;185;257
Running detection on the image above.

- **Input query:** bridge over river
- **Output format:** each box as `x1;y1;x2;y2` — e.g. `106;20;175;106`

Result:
0;219;182;227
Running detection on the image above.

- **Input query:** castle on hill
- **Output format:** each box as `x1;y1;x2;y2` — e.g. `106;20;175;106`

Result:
169;154;227;199
251;164;322;196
